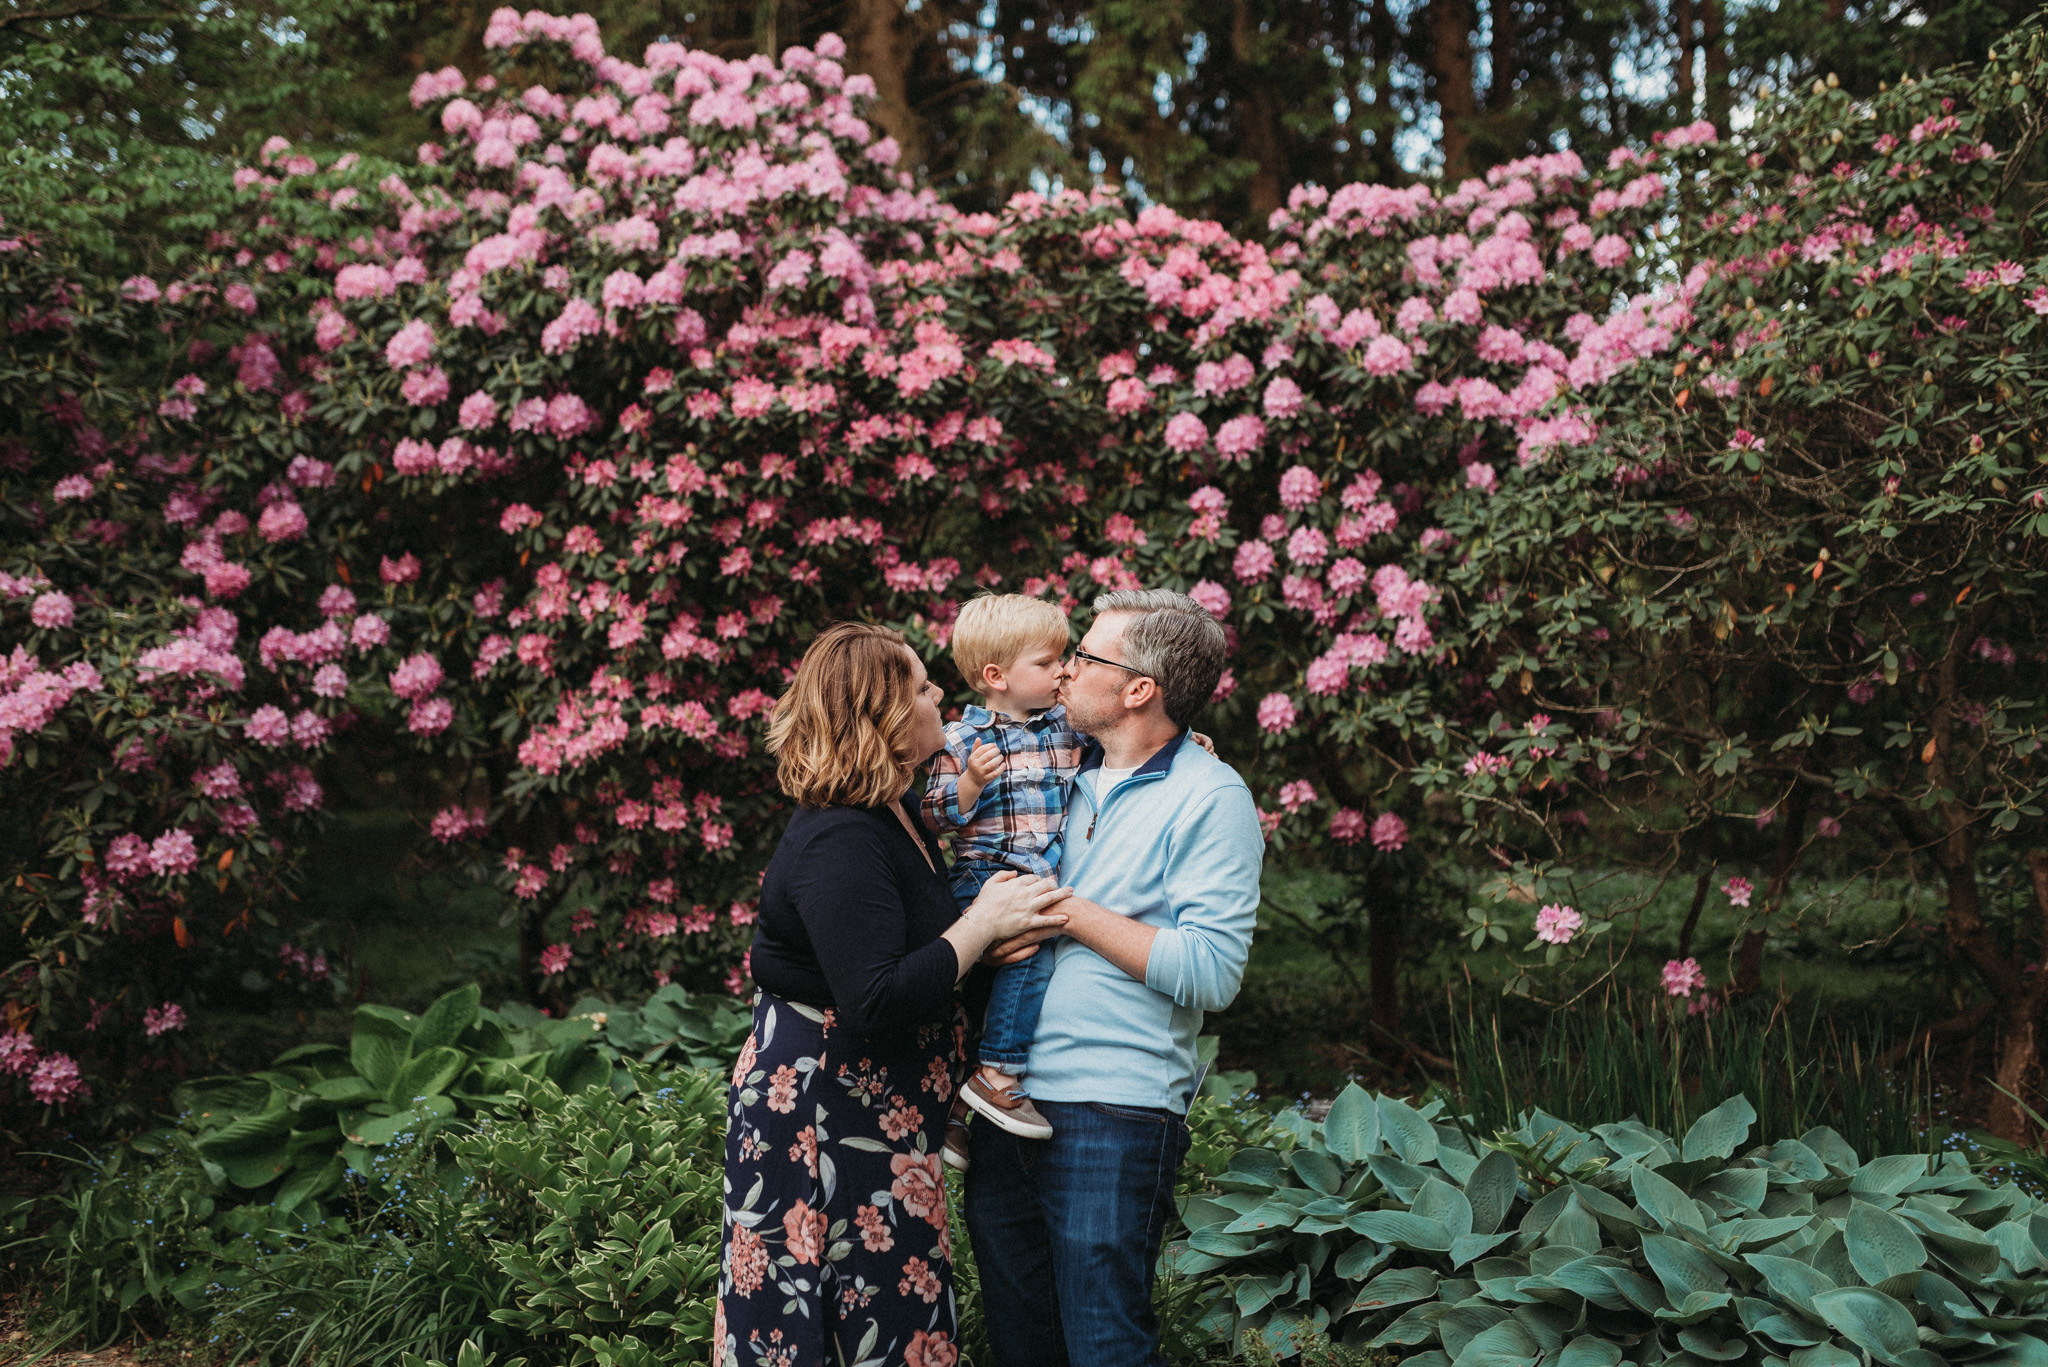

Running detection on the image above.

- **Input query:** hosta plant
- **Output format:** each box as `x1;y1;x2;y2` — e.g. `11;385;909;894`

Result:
176;978;744;1212
1171;1088;2048;1365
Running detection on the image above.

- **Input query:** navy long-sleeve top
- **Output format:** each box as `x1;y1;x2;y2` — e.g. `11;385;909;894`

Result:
751;790;966;1043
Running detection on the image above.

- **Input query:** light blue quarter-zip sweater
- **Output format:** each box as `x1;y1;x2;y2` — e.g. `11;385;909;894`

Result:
1023;729;1264;1114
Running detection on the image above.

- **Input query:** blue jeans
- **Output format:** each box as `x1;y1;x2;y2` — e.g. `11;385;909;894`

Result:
952;862;1055;1072
962;1098;1192;1367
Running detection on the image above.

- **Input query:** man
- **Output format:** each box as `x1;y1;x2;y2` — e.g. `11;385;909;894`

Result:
963;588;1264;1367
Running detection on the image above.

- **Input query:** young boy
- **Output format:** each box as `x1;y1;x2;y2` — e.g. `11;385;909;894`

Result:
922;594;1084;1162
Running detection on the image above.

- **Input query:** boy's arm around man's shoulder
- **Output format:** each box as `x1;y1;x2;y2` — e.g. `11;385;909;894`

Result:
1142;777;1263;1013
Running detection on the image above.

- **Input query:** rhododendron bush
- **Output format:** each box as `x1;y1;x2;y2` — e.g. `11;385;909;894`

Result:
8;6;2048;1129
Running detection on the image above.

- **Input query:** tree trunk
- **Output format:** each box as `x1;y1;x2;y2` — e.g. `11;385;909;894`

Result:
1918;621;2042;1142
1229;0;1286;224
1487;0;1516;109
1986;851;2048;1142
1424;0;1478;178
1674;0;1695;117
1367;865;1403;1042
753;0;779;58
841;0;929;175
1698;0;1730;132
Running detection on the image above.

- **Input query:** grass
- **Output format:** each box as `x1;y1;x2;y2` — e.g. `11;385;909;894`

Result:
1444;988;1939;1157
1212;860;1958;1104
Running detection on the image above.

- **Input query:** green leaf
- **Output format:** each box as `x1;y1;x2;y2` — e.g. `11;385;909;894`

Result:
1377;1094;1439;1165
386;1046;467;1107
1323;1082;1381;1162
350;1015;408;1092
1347;1210;1454;1253
309;1075;379;1103
1812;1287;1919;1365
1848;1199;1928;1288
1851;1155;1929;1196
411;982;482;1053
1681;1095;1757;1162
1632;1164;1706;1231
1744;1254;1838;1319
1558;1335;1624;1367
1451;1318;1542;1367
1791;1344;1861;1367
1413;1177;1475;1241
1643;1233;1729;1303
1290;1148;1342;1196
1347;1267;1440;1314
1466;1150;1518;1235
347;1107;426;1146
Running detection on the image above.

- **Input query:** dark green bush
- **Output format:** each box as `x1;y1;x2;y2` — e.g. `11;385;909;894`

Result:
12;980;746;1356
442;1065;726;1366
1169;1088;2048;1363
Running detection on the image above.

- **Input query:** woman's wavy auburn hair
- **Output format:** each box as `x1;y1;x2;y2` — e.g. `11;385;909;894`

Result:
767;622;923;808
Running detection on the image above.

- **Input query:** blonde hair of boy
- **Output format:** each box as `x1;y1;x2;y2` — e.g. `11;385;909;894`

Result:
951;594;1070;695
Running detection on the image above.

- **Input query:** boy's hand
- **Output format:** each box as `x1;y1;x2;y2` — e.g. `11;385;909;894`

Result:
956;741;1004;813
1190;731;1217;755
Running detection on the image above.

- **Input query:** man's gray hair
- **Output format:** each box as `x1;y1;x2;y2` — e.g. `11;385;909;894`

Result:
1092;589;1228;728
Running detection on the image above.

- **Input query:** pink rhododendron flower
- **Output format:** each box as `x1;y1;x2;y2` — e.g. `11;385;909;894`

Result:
409;697;455;735
540;943;572;975
1722;875;1753;907
1233;541;1276;583
1534;903;1582;944
29;1052;84;1106
29;592;73;629
0;1031;34;1075
1817;816;1842;838
1214;414;1266;460
384;318;436;369
1278;465;1323;510
1369;812;1407;851
245;705;291;746
1186;580;1229;617
1162;412;1208;453
143;1002;187;1036
1362;335;1414;376
148;828;199;876
1329;809;1366;843
388;653;445;700
1263;376;1304;419
1661;957;1708;997
1277;781;1316;813
458;390;499;429
256;500;308;543
1256;692;1296;733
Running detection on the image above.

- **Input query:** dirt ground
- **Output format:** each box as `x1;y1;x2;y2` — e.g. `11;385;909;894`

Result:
0;1291;195;1367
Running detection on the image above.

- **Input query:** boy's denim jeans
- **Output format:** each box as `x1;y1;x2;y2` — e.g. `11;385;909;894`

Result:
962;1098;1192;1367
952;862;1056;1072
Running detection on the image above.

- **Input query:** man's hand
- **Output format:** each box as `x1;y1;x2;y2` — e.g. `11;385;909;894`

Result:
981;920;1062;967
956;740;1003;813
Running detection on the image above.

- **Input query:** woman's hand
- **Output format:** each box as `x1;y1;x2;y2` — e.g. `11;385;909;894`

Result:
963;869;1071;939
941;870;1070;980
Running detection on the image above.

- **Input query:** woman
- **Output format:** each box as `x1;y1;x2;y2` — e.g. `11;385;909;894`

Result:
716;622;1070;1367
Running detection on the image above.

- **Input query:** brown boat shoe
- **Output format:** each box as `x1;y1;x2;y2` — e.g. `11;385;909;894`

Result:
961;1070;1054;1139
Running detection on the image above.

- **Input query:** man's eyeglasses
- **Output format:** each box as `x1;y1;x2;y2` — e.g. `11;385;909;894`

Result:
1066;647;1149;679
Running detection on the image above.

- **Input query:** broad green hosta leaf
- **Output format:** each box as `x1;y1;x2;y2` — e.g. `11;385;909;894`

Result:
1682;1096;1758;1162
1174;1089;2048;1364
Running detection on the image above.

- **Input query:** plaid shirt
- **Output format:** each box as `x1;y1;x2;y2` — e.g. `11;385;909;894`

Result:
920;703;1088;879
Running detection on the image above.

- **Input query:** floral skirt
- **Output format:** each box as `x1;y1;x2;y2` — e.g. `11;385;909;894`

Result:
715;990;965;1367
